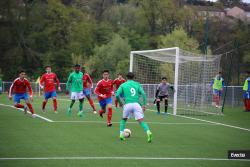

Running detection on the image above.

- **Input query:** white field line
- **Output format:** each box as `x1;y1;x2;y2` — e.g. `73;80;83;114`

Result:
0;156;249;161
147;108;250;132
0;103;53;122
53;120;214;125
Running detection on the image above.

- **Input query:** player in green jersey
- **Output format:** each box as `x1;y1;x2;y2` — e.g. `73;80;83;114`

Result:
116;72;152;143
66;64;84;117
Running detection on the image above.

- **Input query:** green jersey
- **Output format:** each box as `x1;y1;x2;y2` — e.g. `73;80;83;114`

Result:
66;71;83;92
116;80;146;106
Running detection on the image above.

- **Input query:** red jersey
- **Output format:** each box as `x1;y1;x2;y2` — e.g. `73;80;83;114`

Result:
40;72;60;92
113;78;126;90
9;78;33;96
94;79;114;101
83;73;93;89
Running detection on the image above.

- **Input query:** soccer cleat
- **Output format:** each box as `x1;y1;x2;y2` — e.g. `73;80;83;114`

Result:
42;108;46;112
147;131;152;143
54;111;58;114
156;111;160;115
120;133;125;141
77;111;83;117
163;112;168;115
31;114;36;118
24;106;28;114
107;123;112;127
93;111;97;114
67;108;72;116
99;110;104;118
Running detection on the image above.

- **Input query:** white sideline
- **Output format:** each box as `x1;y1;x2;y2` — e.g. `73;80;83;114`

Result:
0;156;249;161
147;109;250;132
53;120;214;125
0;103;53;122
58;98;250;132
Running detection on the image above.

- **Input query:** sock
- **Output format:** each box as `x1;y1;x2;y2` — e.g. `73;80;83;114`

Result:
247;99;250;111
79;102;83;111
88;98;96;111
27;103;34;114
15;104;24;108
69;100;75;109
139;121;150;132
107;107;113;123
42;101;47;110
115;99;118;107
120;119;126;134
53;99;57;111
156;101;160;112
164;99;168;113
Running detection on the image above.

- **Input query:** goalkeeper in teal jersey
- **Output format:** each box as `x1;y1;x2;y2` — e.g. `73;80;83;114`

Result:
116;72;152;143
66;64;84;117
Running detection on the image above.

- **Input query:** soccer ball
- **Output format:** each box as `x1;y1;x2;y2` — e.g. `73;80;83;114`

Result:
123;129;131;138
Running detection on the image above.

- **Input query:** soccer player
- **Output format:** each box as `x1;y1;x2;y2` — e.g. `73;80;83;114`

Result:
243;71;250;112
8;70;36;118
210;72;225;108
113;73;126;108
40;66;61;113
116;72;152;142
155;77;174;115
82;67;96;114
66;64;84;117
94;70;114;127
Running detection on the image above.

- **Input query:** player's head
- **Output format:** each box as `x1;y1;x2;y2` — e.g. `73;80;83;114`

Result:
81;66;86;73
103;70;109;80
161;77;167;84
45;66;51;73
19;70;26;79
217;72;222;79
117;73;122;79
126;72;134;80
74;64;81;73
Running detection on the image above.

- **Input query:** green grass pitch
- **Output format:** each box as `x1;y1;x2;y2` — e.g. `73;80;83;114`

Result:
0;94;250;167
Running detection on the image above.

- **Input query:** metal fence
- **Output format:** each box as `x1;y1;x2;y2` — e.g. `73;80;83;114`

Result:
1;81;244;108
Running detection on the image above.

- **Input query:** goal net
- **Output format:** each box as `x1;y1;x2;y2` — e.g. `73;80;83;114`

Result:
130;47;222;115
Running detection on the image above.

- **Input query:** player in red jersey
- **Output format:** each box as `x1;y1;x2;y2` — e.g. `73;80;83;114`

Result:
8;70;36;118
113;73;126;108
94;70;114;127
82;67;96;114
40;66;61;113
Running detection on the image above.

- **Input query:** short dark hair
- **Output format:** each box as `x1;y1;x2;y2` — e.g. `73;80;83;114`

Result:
218;72;222;74
126;72;134;79
103;70;109;73
162;77;167;80
19;69;25;74
75;64;80;68
45;65;51;69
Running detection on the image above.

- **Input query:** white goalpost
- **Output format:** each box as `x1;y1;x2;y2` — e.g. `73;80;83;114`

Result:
130;47;222;115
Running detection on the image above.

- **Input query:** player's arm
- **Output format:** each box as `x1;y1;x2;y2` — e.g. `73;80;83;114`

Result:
39;75;44;89
66;74;72;94
55;74;61;91
222;79;225;90
87;74;93;88
94;82;106;98
115;86;123;106
139;85;147;111
8;81;16;100
26;80;33;101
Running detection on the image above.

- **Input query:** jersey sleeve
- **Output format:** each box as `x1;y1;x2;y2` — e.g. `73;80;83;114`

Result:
139;85;147;106
39;74;44;87
26;80;33;96
9;80;16;96
54;74;60;87
66;74;72;91
94;82;101;96
87;74;93;88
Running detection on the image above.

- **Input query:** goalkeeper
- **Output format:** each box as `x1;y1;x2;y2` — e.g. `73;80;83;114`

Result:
155;77;174;115
243;71;250;112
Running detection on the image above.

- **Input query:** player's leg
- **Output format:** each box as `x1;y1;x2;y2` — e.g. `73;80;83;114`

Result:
246;92;250;111
134;103;152;143
164;96;168;114
13;94;24;108
98;99;106;118
24;94;35;117
106;98;113;127
68;92;76;116
86;94;96;113
156;97;161;114
52;91;58;113
42;92;50;112
119;103;131;140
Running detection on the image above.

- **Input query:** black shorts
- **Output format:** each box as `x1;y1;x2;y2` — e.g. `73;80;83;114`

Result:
157;95;168;101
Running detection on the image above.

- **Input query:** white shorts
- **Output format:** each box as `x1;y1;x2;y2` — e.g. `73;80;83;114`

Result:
71;91;85;100
123;103;144;120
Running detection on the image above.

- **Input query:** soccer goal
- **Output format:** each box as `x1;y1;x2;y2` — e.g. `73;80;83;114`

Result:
130;47;222;115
